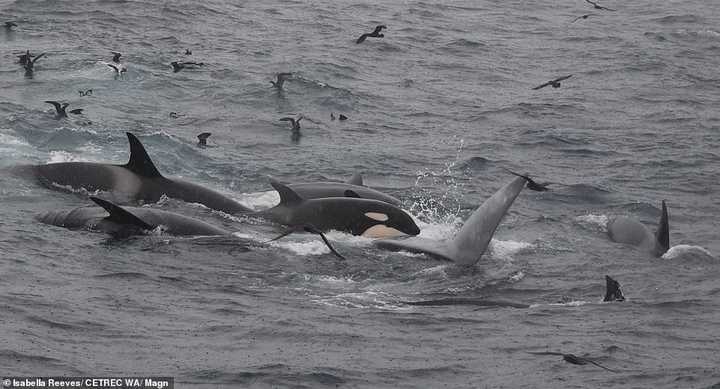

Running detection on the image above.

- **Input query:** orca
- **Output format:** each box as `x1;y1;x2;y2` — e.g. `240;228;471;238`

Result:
607;200;669;257
23;132;253;214
38;197;345;258
257;179;420;238
374;176;527;266
285;173;402;206
603;275;624;302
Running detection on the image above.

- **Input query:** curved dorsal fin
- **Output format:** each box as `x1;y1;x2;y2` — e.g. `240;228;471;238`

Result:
269;178;303;205
344;189;360;198
90;196;154;230
655;200;669;254
347;172;363;186
123;132;163;178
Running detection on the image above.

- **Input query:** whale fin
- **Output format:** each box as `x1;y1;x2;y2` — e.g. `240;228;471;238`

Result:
347;172;363;186
124;133;163;178
603;275;625;302
270;179;303;205
655;200;669;255
344;190;360;198
374;176;527;266
90;196;154;230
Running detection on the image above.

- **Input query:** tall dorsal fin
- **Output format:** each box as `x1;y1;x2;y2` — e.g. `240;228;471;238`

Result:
269;178;303;205
347;172;363;186
90;196;154;230
603;275;625;302
655;200;669;255
123;132;163;178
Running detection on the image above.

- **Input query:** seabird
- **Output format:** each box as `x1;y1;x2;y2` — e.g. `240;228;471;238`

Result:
356;25;386;44
585;0;616;11
331;113;336;120
270;72;292;89
532;74;573;90
23;52;46;73
107;63;127;75
45;101;83;118
171;61;204;73
504;169;552;191
280;116;303;134
526;352;617;372
5;21;17;30
197;132;211;147
78;89;93;97
571;14;596;23
111;51;122;63
185;49;192;55
18;50;33;66
339;114;348;121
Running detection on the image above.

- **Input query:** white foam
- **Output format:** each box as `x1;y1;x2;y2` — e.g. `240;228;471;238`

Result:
0;132;29;147
47;150;89;163
269;239;332;256
576;214;609;231
489;239;534;259
240;190;280;211
314;291;408;310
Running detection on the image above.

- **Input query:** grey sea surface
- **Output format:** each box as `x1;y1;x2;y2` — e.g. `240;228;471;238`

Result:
1;0;719;388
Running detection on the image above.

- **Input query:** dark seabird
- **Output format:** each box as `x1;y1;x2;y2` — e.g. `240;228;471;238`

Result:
111;51;122;63
356;25;386;44
532;74;573;90
504;169;551;191
5;21;17;30
45;101;83;118
268;224;346;260
185;49;192;55
169;112;186;119
603;275;625;302
171;61;204;73
526;352;617;372
270;72;292;89
23;52;46;73
571;14;596;23
331;113;336;120
197;132;211;147
585;0;616;11
339;114;348;121
78;89;93;97
280;116;302;134
18;50;33;66
107;63;127;75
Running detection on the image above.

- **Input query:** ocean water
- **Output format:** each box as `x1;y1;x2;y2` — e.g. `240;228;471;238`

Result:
1;0;719;388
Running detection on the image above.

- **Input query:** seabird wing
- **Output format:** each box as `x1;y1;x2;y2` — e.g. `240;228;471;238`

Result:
601;6;616;11
584;359;617;373
555;74;573;82
197;132;211;140
356;34;369;44
373;25;386;34
31;52;46;63
532;81;551;90
107;63;120;73
584;0;598;6
44;101;62;114
69;108;84;115
527;351;565;356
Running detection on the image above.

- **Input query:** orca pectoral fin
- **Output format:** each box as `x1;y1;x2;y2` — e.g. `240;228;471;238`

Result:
90;196;154;231
269;178;303;205
347;172;364;186
655;200;669;255
123;132;163;178
374;237;456;262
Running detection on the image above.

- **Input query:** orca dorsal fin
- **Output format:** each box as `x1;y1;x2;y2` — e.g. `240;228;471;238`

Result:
90;196;154;230
344;190;361;198
270;178;303;205
603;275;625;302
123;132;163;178
347;172;363;186
655;200;669;255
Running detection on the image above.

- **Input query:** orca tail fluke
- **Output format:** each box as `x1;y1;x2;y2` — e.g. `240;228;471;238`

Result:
655;200;669;256
603;275;625;302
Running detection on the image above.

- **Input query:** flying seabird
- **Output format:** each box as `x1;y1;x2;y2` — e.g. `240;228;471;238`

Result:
270;72;292;89
280;116;303;135
356;25;386;44
171;61;204;73
185;49;192;55
23;52;46;73
571;14;596;23
111;52;122;63
17;50;33;66
197;132;211;147
526;352;617;372
45;101;83;118
5;21;17;30
338;114;348;121
504;169;552;191
532;74;573;90
585;0;616;11
78;89;93;97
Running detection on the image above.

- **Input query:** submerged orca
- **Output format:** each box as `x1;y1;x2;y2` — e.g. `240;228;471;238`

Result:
374;176;527;266
257;179;420;238
607;200;669;257
38;197;344;258
23;133;253;214
285;173;402;206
